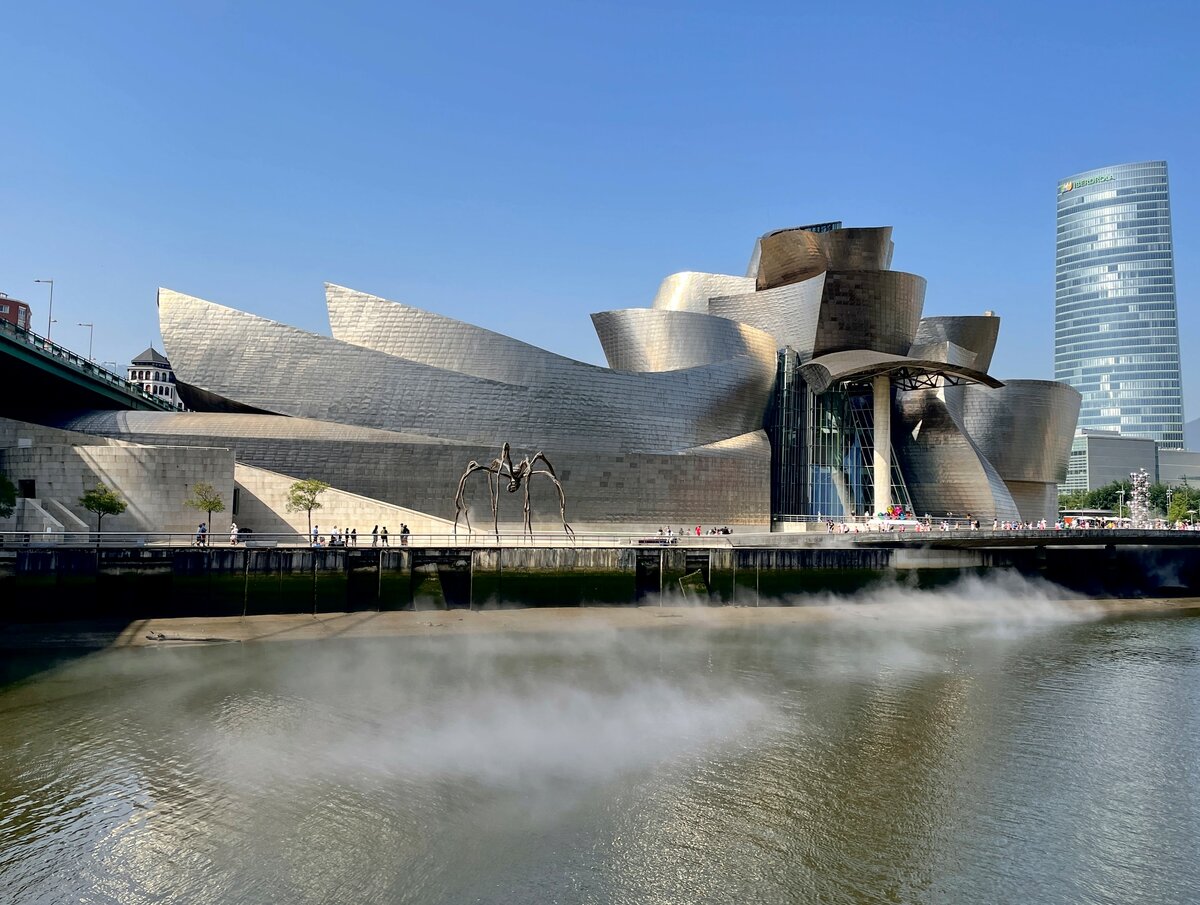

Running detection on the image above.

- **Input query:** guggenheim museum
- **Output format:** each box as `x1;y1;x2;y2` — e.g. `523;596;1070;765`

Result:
43;221;1080;532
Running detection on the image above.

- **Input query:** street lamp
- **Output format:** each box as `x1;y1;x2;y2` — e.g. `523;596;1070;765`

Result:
77;322;94;360
34;279;54;341
1167;488;1174;524
1117;489;1125;523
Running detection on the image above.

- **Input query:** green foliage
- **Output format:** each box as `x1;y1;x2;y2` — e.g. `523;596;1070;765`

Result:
1060;479;1200;521
0;474;16;520
79;483;127;531
184;481;226;531
285;479;331;535
1166;485;1200;524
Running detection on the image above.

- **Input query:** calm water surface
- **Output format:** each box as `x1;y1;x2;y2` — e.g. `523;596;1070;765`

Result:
2;585;1199;904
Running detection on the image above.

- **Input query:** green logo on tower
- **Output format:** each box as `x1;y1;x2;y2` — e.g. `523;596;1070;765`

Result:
1060;173;1115;194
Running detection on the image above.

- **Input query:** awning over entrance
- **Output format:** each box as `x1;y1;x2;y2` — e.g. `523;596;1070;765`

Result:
799;350;1004;394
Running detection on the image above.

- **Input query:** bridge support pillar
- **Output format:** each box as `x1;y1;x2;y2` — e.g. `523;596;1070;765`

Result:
872;374;891;516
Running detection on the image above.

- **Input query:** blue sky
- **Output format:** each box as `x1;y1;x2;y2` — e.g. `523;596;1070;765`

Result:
3;1;1197;410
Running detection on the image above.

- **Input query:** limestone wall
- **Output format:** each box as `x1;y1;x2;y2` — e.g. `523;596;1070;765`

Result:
0;443;236;536
233;463;453;540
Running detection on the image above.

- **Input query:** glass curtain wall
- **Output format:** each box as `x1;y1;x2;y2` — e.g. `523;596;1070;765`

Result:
768;350;913;519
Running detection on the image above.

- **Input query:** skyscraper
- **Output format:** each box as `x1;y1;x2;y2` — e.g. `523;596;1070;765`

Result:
1055;160;1184;448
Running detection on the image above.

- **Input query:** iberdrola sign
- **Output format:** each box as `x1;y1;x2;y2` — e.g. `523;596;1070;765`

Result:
1060;173;1115;194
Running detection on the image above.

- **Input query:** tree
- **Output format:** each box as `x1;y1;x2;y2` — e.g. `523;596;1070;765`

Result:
0;474;15;520
285;479;330;537
79;483;127;534
184;481;226;534
1166;485;1200;524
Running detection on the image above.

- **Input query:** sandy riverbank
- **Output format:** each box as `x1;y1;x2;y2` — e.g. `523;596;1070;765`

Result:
4;599;1197;651
68;597;1196;647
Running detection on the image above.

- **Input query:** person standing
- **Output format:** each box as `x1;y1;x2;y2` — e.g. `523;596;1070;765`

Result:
380;526;389;547
371;525;379;548
350;528;357;547
312;524;320;546
195;523;206;546
229;521;239;546
400;523;410;546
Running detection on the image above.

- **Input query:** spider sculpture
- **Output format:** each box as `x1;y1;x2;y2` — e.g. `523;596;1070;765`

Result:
453;443;574;541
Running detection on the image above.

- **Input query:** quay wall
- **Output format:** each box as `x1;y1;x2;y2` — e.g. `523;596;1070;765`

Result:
3;541;1200;620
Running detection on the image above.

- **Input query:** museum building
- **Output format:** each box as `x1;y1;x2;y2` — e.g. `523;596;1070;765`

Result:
8;222;1081;534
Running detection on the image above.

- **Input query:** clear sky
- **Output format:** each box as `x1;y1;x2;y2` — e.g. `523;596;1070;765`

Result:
3;1;1197;410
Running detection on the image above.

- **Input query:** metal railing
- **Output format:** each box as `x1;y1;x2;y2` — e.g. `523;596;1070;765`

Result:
3;524;1198;550
0;529;743;549
0;319;175;410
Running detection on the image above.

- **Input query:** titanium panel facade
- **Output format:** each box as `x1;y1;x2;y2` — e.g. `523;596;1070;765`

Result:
651;272;756;312
590;309;776;372
957;379;1082;522
754;226;894;290
1055;160;1184;447
159;289;774;453
912;316;1000;373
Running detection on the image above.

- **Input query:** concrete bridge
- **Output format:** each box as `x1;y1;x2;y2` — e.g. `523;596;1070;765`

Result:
0;319;175;421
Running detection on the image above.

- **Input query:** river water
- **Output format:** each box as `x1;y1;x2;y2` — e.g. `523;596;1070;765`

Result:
2;579;1198;904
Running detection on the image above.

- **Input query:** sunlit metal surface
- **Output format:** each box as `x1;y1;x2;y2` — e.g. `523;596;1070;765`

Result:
754;226;894;290
590;309;776;372
912;316;1001;373
958;379;1082;521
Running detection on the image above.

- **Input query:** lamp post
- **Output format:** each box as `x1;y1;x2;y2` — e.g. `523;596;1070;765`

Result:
34;279;54;341
77;322;94;360
1117;489;1125;523
1167;488;1174;525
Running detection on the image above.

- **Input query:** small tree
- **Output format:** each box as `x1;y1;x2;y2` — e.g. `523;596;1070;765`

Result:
285;479;330;538
79;483;127;534
184;481;226;535
0;474;16;520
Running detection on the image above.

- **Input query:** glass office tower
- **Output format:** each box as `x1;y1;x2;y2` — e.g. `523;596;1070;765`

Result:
1055;160;1184;448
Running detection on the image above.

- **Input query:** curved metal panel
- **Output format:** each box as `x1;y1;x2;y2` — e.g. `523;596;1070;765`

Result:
590;308;777;372
958;380;1082;484
895;389;1021;521
754;229;829;289
912;316;1000;374
158;288;774;453
755;227;894;290
813;271;926;357
325;284;592;383
822;227;894;272
651;272;755;312
707;274;826;353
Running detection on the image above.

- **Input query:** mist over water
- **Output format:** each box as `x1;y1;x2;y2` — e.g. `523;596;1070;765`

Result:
2;574;1198;904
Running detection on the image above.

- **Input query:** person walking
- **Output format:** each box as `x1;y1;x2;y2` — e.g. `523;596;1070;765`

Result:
312;524;320;546
400;523;410;546
371;525;379;548
195;523;206;546
380;526;389;547
229;521;239;546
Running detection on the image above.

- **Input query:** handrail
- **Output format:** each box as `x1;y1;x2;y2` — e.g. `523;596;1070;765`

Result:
0;319;174;410
1;524;1197;549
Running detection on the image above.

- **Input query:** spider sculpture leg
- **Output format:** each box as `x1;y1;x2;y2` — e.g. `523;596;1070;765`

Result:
522;473;534;542
531;467;574;541
454;461;499;538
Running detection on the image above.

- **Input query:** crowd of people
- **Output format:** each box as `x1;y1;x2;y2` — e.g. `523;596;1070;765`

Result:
310;524;412;547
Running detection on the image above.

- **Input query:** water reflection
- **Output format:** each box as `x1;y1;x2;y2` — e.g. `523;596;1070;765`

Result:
1;583;1198;904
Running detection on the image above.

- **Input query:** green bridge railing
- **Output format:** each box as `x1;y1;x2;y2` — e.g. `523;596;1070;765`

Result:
0;319;175;411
